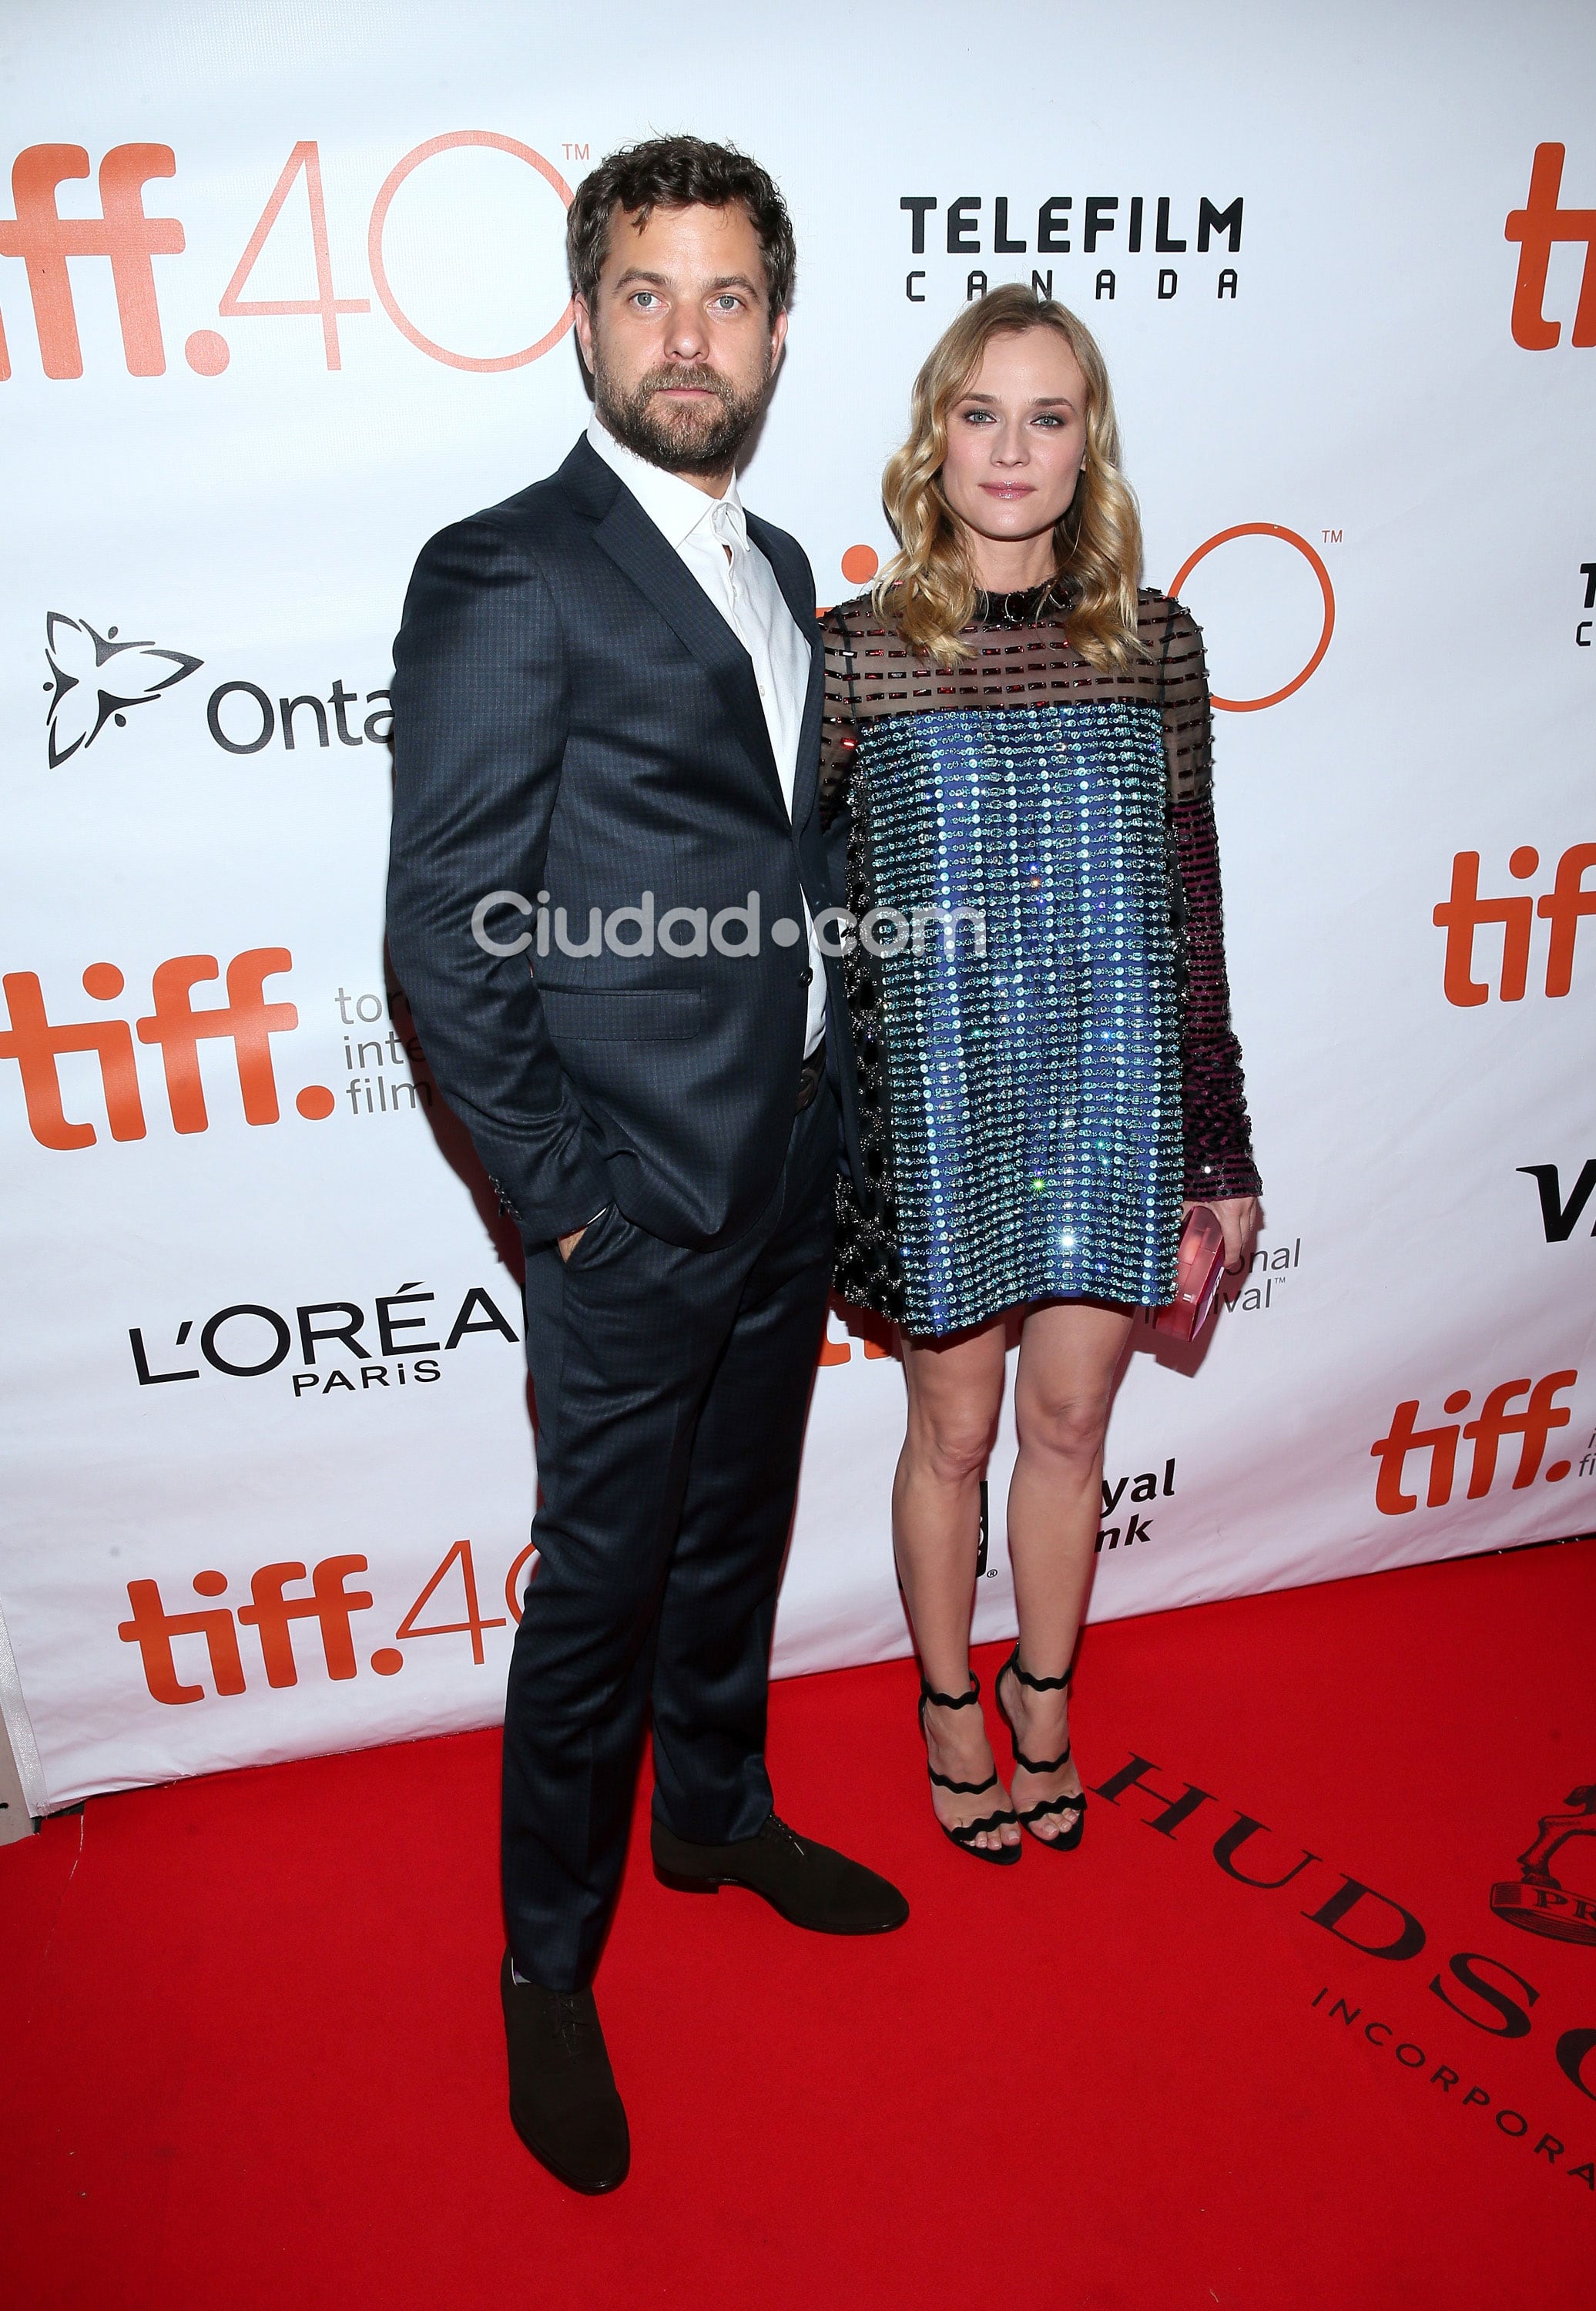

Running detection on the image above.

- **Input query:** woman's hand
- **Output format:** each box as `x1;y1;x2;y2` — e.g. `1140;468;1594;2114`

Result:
1184;1195;1260;1274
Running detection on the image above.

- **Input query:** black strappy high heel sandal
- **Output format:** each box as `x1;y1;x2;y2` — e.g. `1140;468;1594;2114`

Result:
918;1675;1021;1867
995;1645;1086;1852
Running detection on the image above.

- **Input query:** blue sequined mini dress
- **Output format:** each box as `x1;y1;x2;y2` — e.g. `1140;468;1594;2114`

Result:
821;586;1260;1340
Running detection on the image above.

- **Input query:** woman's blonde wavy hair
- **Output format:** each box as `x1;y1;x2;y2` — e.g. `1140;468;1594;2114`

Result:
873;283;1144;671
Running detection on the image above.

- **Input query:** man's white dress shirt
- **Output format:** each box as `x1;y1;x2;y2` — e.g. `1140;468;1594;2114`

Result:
586;414;827;1058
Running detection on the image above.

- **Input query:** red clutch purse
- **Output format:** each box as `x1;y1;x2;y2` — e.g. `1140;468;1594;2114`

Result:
1153;1206;1228;1340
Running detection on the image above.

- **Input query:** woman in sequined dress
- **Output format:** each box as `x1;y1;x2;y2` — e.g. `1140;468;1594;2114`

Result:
822;287;1260;1860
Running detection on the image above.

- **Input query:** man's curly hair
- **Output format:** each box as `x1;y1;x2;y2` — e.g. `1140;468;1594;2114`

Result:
566;134;796;316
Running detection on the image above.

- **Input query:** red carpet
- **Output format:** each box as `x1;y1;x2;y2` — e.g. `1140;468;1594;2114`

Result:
6;1538;1594;2310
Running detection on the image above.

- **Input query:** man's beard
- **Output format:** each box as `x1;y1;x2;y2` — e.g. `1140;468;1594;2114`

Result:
592;352;770;477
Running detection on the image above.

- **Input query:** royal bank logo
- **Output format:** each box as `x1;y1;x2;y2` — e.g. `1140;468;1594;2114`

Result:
1491;1785;1596;1947
44;611;202;766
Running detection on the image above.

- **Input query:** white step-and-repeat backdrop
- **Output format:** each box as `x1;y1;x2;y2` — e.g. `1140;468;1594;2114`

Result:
2;0;1592;1810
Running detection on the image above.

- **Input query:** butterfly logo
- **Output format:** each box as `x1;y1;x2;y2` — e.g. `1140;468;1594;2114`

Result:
44;612;203;768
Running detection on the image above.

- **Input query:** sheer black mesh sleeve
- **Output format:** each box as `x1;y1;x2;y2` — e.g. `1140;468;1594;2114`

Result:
1155;599;1262;1200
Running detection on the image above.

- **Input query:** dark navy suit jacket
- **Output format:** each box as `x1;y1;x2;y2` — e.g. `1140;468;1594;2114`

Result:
387;434;862;1250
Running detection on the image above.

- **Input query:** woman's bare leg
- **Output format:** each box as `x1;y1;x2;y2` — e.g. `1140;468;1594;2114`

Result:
894;1319;1020;1852
1000;1299;1132;1840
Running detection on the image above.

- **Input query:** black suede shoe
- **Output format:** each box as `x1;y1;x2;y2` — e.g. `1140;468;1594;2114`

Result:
651;1812;909;1934
499;1953;630;2194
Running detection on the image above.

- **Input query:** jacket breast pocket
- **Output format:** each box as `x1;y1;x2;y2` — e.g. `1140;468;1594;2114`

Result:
537;984;708;1042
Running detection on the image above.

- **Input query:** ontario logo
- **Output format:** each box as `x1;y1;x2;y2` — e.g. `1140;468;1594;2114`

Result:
39;611;393;769
43;612;201;767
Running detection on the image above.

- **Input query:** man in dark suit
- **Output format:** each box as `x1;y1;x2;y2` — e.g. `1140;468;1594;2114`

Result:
387;136;905;2195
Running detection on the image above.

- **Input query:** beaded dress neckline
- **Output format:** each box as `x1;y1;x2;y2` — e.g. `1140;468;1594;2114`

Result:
971;579;1066;629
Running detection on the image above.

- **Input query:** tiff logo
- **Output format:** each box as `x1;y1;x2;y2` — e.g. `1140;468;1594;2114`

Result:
119;1558;371;1704
1506;143;1596;351
1370;1371;1578;1516
119;1537;518;1701
1433;844;1596;1005
0;950;303;1149
0;145;183;378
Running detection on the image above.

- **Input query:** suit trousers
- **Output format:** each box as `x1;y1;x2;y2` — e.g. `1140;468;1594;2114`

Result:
504;1082;838;1990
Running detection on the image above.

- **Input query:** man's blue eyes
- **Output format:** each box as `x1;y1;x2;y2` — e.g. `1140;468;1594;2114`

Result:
627;293;744;312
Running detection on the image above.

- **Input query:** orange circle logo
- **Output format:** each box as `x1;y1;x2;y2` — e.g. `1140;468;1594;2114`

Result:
1167;523;1335;712
367;131;575;373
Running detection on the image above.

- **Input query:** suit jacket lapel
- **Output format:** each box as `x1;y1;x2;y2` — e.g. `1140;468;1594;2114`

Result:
575;453;784;808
